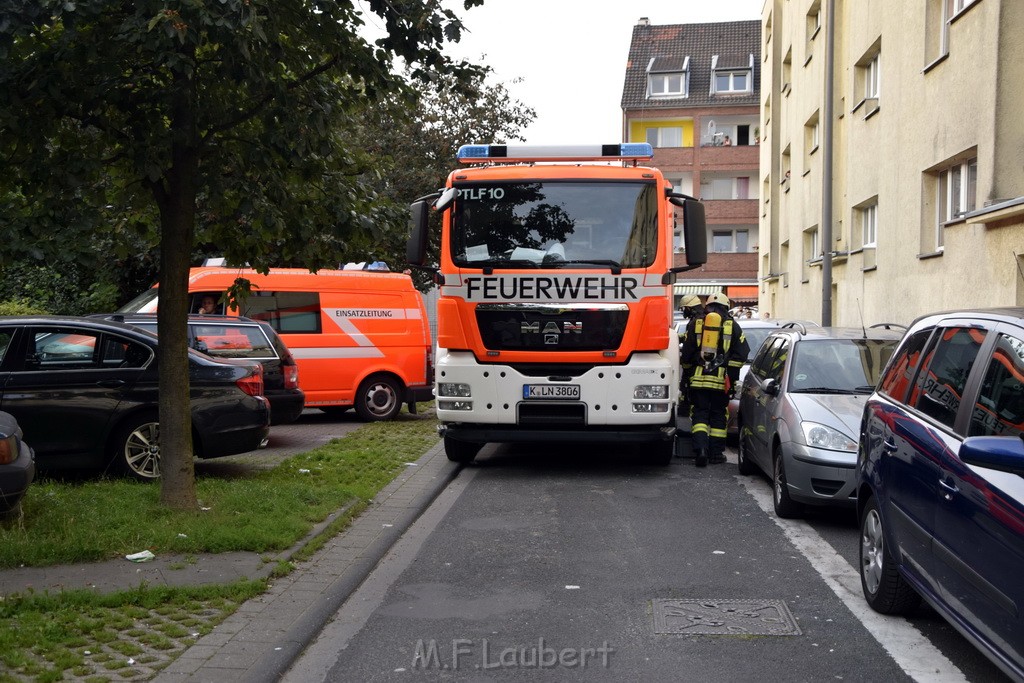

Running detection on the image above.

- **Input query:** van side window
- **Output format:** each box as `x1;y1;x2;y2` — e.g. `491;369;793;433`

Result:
910;326;986;430
246;292;321;334
968;332;1024;438
879;329;933;404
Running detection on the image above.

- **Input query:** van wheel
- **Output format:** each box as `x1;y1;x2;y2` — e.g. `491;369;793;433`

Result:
444;435;481;463
860;496;920;614
355;375;401;421
111;414;161;481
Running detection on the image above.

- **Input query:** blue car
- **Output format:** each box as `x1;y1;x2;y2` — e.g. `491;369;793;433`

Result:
856;307;1024;681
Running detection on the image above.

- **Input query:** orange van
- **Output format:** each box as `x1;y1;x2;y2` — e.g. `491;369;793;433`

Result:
120;267;434;421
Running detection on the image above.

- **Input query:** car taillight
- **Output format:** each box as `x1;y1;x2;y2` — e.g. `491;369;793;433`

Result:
236;367;264;397
0;434;17;465
283;363;299;390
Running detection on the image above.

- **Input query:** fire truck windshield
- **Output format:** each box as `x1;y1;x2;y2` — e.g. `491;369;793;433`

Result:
451;181;659;270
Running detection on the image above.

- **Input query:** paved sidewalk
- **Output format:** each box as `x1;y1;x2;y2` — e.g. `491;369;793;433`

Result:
151;440;458;682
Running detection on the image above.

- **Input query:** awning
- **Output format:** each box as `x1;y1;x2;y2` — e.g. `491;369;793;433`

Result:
673;284;724;296
727;285;759;301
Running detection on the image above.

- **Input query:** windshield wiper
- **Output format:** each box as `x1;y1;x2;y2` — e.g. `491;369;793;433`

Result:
463;258;540;272
792;387;859;394
545;259;623;274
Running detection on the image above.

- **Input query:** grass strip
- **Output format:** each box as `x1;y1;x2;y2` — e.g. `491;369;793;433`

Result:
0;409;439;568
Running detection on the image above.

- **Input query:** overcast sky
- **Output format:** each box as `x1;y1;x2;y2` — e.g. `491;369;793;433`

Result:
384;0;765;145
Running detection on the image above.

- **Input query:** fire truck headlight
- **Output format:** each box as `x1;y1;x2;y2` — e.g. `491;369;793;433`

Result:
438;400;473;411
633;385;669;400
632;402;671;413
438;382;472;398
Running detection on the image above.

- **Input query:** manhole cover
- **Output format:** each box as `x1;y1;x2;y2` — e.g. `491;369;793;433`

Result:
652;598;801;636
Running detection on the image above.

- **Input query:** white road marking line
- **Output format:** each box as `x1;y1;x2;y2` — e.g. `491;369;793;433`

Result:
737;476;968;683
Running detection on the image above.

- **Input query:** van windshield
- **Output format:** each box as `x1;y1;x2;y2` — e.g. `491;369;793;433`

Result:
119;288;159;313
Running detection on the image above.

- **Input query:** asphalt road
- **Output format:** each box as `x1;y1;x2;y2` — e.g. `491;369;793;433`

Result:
281;440;1011;683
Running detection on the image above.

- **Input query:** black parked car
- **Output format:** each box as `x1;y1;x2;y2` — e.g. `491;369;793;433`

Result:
106;313;305;425
0;410;34;515
0;316;270;480
857;307;1024;681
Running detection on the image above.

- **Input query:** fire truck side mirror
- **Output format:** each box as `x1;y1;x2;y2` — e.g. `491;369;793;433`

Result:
668;194;708;270
407;189;455;267
406;199;430;266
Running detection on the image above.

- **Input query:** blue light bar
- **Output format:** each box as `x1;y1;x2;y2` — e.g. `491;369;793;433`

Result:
456;143;654;163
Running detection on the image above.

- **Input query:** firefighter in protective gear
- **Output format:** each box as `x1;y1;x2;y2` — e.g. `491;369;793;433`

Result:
680;294;703;322
680;292;749;467
676;294;706;456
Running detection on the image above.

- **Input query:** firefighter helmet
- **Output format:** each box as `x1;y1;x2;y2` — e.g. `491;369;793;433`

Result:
680;294;702;309
707;292;730;308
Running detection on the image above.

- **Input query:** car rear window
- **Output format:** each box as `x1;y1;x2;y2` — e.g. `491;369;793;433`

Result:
192;324;276;359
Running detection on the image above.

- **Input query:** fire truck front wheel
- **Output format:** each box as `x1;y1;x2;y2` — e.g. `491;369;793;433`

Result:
444;435;482;463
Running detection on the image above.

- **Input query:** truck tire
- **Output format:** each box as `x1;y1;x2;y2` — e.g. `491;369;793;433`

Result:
444;435;481;463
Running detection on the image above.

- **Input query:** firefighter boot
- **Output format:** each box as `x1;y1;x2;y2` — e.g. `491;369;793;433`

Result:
709;453;727;464
695;448;708;468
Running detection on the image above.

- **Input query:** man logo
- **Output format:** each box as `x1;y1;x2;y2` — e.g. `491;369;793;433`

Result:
544;334;559;345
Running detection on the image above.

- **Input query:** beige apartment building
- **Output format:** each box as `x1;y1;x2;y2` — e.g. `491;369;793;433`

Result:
760;0;1024;326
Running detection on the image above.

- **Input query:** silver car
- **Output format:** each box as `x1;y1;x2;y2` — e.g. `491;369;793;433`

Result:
736;324;903;518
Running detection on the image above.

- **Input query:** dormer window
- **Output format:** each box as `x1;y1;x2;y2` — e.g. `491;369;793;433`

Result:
647;56;689;98
711;53;754;94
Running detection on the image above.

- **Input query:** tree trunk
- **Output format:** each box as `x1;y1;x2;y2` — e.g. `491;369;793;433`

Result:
155;65;200;511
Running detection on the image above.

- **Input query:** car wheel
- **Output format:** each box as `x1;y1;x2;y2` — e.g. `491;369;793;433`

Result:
112;414;161;481
860;496;921;614
354;375;402;422
444;435;481;463
772;446;802;519
737;422;756;475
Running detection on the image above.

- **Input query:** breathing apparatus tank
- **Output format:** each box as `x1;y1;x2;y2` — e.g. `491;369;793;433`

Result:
700;311;723;368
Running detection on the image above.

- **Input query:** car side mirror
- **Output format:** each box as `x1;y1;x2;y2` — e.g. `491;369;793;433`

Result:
960;435;1024;477
764;378;780;396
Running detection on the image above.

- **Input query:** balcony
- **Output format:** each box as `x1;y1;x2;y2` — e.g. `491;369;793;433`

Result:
700;199;760;222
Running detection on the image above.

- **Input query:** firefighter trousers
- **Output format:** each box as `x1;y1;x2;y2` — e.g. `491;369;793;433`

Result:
689;388;730;458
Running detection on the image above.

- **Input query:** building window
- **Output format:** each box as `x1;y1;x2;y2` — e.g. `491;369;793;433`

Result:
950;0;979;17
861;202;878;248
645;126;683;148
711;54;754;95
806;1;822;44
804;111;820;165
854;42;882;116
647;55;689;99
865;54;880;99
715;71;750;93
649;73;686;98
936;157;977;248
712;229;751;253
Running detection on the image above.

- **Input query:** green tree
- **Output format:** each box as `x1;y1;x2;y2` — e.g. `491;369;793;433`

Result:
0;0;483;509
349;69;536;288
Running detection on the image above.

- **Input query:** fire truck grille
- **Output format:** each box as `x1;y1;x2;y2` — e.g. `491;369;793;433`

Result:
476;307;629;352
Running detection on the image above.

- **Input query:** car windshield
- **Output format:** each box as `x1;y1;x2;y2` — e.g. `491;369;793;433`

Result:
742;327;777;362
788;338;897;393
450;180;660;269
